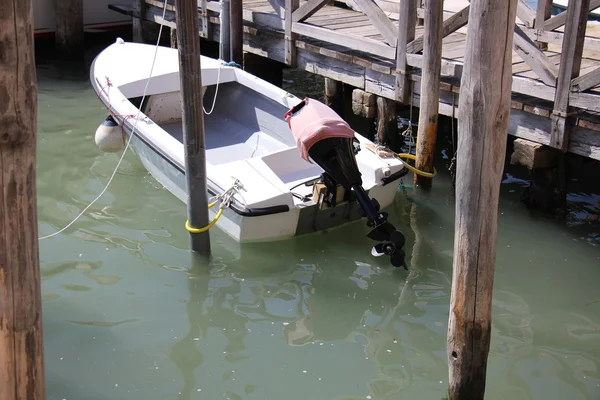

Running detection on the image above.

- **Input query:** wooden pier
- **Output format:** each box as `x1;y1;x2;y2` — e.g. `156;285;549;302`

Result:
108;0;600;161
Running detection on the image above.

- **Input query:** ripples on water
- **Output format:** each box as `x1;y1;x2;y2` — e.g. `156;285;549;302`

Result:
36;39;599;400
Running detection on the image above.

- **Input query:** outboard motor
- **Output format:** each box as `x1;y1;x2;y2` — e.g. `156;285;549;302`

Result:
284;98;406;268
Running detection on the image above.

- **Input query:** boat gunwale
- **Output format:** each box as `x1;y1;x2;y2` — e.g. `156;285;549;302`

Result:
89;59;292;218
89;44;407;221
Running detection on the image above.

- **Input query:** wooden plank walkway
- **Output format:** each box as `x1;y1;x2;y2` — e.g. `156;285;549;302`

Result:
111;0;600;160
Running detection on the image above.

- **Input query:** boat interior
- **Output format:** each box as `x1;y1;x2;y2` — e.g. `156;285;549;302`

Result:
139;81;325;197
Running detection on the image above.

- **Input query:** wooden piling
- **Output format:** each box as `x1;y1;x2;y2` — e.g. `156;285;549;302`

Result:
133;0;160;44
170;28;178;48
285;0;300;66
175;0;212;252
0;0;46;399
550;0;590;151
376;97;401;152
447;0;518;399
134;0;146;43
414;0;443;189
510;138;565;213
54;0;84;59
230;0;243;65
395;0;417;103
324;78;344;115
243;53;284;87
535;0;553;50
220;0;232;62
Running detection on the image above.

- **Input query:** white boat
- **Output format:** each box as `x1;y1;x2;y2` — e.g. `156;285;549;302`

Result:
34;0;130;38
552;0;600;18
90;39;409;266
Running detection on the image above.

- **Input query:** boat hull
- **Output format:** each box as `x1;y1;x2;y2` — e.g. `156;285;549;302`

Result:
89;41;407;243
125;124;404;243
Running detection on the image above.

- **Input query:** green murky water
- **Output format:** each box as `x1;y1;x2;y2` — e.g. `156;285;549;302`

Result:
37;38;600;400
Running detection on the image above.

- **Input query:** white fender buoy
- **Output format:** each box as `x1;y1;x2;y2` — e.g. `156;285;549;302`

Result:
95;115;125;153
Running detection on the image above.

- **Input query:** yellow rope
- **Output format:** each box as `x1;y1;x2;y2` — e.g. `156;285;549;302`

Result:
365;143;437;178
185;207;223;233
184;179;243;234
395;153;437;178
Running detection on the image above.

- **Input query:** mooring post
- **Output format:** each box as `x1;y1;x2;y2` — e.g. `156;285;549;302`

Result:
54;0;84;59
0;1;46;398
447;0;518;399
414;0;443;189
175;0;212;253
230;0;243;65
220;0;232;62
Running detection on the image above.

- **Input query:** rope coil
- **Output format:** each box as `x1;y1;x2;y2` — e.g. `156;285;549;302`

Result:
366;143;438;178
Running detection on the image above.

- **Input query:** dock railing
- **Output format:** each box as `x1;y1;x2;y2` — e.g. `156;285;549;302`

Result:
279;0;595;152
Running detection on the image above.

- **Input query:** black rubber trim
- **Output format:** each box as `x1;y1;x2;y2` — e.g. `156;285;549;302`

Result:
234;205;290;216
381;167;410;185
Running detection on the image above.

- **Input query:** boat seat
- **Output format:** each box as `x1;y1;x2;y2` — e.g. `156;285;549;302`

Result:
247;147;324;192
210;159;295;210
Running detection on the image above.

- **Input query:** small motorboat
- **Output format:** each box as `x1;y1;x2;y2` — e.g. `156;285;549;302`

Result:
90;39;408;267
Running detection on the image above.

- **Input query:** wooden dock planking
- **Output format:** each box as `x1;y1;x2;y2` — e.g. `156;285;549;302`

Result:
110;0;600;160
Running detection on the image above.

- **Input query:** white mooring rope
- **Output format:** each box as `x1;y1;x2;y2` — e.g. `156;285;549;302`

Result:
38;0;170;240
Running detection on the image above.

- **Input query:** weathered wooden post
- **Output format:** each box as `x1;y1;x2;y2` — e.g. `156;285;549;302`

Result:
230;0;243;64
54;0;84;59
170;28;178;48
396;0;417;103
550;0;590;151
134;0;146;42
447;0;518;398
377;97;402;152
175;0;212;252
0;0;46;399
285;0;300;66
220;0;232;62
243;53;284;86
414;0;443;189
534;0;553;50
324;78;344;115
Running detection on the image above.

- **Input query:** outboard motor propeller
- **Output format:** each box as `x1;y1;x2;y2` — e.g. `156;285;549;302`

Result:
284;98;407;269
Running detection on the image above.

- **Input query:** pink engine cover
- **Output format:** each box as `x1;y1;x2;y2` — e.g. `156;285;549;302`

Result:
284;98;356;163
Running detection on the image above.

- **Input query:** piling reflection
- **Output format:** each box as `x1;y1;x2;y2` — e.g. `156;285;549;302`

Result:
164;191;455;399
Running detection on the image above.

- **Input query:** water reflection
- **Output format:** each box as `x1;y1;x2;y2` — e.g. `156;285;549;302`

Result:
159;195;457;399
38;39;600;400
